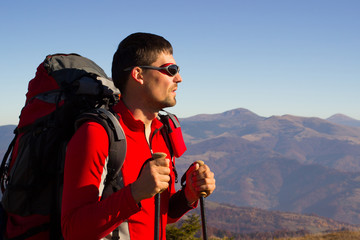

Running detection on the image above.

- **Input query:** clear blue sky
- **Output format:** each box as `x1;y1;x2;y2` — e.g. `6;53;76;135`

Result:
1;0;359;125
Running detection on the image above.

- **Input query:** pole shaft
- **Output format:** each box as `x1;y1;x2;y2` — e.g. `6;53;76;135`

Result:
200;196;208;240
154;193;160;240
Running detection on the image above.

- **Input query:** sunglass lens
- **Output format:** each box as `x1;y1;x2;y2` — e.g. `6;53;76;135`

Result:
168;65;179;76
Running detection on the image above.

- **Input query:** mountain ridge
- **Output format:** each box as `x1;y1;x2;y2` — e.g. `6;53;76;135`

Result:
327;113;360;127
177;108;360;225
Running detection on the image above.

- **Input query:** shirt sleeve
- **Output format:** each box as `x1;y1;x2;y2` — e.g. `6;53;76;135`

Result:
61;121;141;240
167;188;198;224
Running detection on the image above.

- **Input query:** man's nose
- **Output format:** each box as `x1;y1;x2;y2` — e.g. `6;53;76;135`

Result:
174;73;182;83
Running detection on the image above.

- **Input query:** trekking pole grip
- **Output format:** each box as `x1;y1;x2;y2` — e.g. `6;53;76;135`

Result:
152;152;168;194
195;160;208;197
152;152;167;159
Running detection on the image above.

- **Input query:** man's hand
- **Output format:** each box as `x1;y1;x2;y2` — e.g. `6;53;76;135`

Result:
131;152;170;203
184;161;216;205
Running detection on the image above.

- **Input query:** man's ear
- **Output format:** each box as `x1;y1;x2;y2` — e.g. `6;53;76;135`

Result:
130;67;144;85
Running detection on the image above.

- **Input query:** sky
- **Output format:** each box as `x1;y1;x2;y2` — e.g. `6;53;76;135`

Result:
0;0;359;125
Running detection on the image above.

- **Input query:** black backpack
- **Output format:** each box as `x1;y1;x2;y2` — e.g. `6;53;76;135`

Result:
0;54;126;239
0;54;187;240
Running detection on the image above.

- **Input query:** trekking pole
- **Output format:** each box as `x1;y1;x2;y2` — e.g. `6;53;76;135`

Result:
196;160;208;240
152;152;167;240
154;193;160;240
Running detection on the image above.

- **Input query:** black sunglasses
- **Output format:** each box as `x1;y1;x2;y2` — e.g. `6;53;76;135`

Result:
124;64;180;77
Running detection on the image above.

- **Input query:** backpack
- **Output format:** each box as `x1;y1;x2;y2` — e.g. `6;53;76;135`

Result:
0;54;126;239
0;54;187;240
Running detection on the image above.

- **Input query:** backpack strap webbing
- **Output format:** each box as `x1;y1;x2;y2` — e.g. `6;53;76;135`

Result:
75;108;127;183
158;112;178;183
75;108;127;240
6;223;50;240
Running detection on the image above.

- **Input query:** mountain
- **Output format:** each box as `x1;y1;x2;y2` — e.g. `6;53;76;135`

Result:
176;108;360;225
0;125;16;159
327;114;360;128
180;110;360;172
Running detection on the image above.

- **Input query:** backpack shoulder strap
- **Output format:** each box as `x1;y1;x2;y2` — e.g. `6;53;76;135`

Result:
75;108;127;240
158;110;187;157
158;111;187;184
75;108;126;184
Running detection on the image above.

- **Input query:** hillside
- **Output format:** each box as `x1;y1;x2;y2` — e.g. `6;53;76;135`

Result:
0;125;16;159
203;201;359;233
188;201;360;239
180;109;360;172
279;230;360;240
177;109;360;225
327;114;360;128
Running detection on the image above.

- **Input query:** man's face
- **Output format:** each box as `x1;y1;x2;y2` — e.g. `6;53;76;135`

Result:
142;52;182;110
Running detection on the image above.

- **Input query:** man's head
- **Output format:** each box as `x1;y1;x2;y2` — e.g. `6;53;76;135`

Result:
112;32;182;111
112;32;174;94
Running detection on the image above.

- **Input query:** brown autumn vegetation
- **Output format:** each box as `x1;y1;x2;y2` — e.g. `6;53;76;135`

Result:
183;202;360;239
278;230;360;240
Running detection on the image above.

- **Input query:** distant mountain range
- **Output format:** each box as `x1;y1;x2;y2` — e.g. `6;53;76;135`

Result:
175;109;360;225
0;125;15;160
1;109;360;232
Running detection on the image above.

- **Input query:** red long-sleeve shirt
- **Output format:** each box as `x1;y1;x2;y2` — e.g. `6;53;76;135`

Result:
61;100;195;239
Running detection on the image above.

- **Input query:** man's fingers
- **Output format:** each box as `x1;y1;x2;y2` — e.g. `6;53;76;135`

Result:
156;176;170;193
152;152;170;167
191;161;216;197
197;168;214;180
150;158;170;175
151;153;171;193
197;164;210;175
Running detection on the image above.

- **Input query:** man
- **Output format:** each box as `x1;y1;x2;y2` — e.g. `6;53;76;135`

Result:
61;33;216;239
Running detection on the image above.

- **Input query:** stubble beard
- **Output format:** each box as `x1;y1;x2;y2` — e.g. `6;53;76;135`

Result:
148;84;178;111
157;95;176;110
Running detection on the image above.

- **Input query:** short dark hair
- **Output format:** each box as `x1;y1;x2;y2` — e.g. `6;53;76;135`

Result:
111;32;173;93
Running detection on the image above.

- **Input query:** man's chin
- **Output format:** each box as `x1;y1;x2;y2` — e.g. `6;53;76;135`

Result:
161;99;177;109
